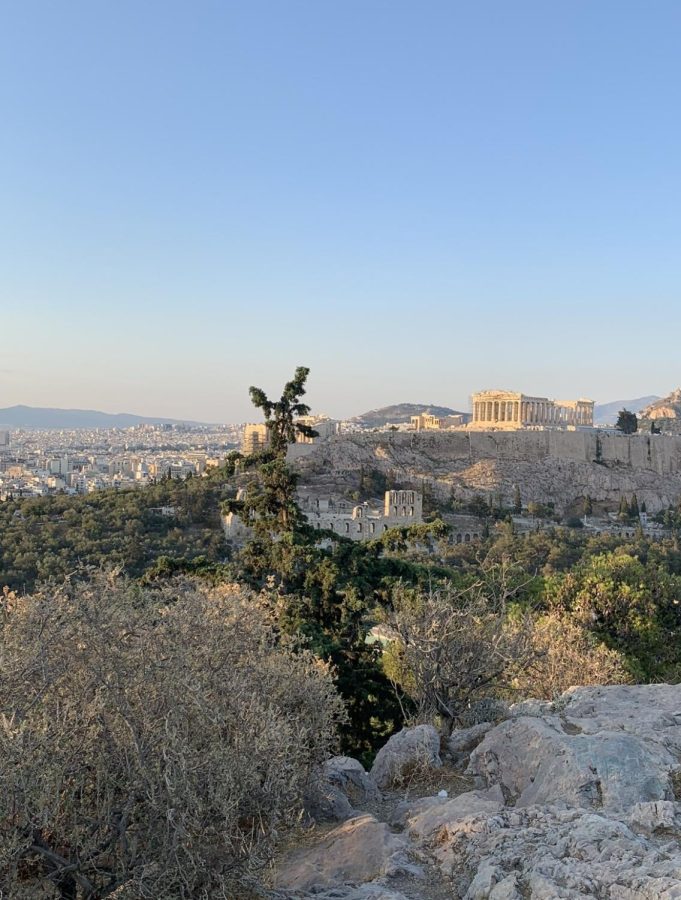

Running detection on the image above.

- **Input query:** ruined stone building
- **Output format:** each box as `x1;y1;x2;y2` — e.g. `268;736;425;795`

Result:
224;489;424;544
301;489;423;540
470;390;594;430
410;413;466;431
292;416;339;443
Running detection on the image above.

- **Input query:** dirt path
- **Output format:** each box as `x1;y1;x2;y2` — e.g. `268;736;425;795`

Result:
362;764;474;900
268;762;475;900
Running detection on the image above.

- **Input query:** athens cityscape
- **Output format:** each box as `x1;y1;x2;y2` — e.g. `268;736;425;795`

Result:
3;3;681;899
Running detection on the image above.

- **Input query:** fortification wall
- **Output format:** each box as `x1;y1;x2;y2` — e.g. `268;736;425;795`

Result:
293;431;681;514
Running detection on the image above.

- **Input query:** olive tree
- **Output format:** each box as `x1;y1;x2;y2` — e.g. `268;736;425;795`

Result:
0;574;344;899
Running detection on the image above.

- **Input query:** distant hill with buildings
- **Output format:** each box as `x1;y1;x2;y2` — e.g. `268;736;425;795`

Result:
638;389;681;433
352;403;466;428
292;429;681;517
594;396;660;426
0;405;211;429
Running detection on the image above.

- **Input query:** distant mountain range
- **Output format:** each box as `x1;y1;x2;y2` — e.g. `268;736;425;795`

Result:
0;405;212;429
352;403;467;428
593;397;661;426
0;396;669;431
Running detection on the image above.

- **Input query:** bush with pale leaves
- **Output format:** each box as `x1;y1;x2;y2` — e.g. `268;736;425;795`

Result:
0;575;343;899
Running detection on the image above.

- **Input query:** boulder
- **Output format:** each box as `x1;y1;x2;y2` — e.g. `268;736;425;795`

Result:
475;715;676;809
447;722;493;756
306;756;381;822
427;686;681;897
272;814;411;891
305;781;355;823
325;756;382;806
400;785;505;840
369;725;441;789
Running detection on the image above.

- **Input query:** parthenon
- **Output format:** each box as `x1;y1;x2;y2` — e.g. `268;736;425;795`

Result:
471;390;594;430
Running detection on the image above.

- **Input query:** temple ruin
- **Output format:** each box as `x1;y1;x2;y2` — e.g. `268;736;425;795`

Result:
471;390;594;430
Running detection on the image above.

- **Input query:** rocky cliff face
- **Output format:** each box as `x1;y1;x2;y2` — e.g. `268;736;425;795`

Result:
641;389;681;426
272;685;681;899
293;431;681;514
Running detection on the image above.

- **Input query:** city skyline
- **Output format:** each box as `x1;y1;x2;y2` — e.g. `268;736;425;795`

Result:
2;1;681;421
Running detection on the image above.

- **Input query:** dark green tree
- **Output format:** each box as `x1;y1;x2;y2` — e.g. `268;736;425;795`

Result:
249;366;317;455
618;495;631;521
630;493;640;519
583;495;593;517
615;409;638;435
513;485;522;515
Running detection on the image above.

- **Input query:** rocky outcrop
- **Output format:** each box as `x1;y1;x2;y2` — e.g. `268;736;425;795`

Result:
274;686;681;898
293;430;681;513
432;685;681;896
308;756;382;822
642;389;681;421
272;814;413;891
369;724;442;789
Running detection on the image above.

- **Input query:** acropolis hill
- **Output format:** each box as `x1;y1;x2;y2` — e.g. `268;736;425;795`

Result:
292;429;681;514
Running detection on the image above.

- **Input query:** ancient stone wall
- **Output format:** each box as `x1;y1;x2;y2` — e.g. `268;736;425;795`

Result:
293;431;681;514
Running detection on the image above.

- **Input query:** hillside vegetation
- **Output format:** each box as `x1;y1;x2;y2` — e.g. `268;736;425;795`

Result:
4;368;681;897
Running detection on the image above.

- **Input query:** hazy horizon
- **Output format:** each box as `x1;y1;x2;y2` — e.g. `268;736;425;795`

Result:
0;387;668;426
2;2;680;421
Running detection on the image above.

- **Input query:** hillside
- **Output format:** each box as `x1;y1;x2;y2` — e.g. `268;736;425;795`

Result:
352;403;467;428
0;404;211;429
640;388;681;423
0;472;228;590
293;429;681;515
594;395;660;425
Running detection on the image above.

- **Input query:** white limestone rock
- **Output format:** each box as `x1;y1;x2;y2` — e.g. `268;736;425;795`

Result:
324;756;382;807
629;800;679;833
369;724;442;789
467;689;681;809
307;756;382;822
401;785;505;841
272;814;411;892
429;686;681;897
446;722;494;758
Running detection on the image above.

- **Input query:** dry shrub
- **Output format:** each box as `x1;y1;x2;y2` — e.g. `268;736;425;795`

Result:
0;574;344;899
510;610;632;700
382;578;536;733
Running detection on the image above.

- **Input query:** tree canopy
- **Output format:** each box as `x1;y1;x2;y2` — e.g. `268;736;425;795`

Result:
616;408;638;434
249;365;317;455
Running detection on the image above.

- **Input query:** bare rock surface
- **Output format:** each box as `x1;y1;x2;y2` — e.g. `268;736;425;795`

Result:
468;685;681;810
272;814;411;892
273;689;681;897
308;756;382;823
272;885;410;900
325;756;382;807
446;722;494;756
370;724;442;789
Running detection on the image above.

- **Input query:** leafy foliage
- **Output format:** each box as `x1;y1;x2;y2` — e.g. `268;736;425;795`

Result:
0;472;231;591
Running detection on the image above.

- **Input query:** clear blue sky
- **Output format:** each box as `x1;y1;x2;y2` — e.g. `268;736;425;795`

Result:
1;1;680;422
